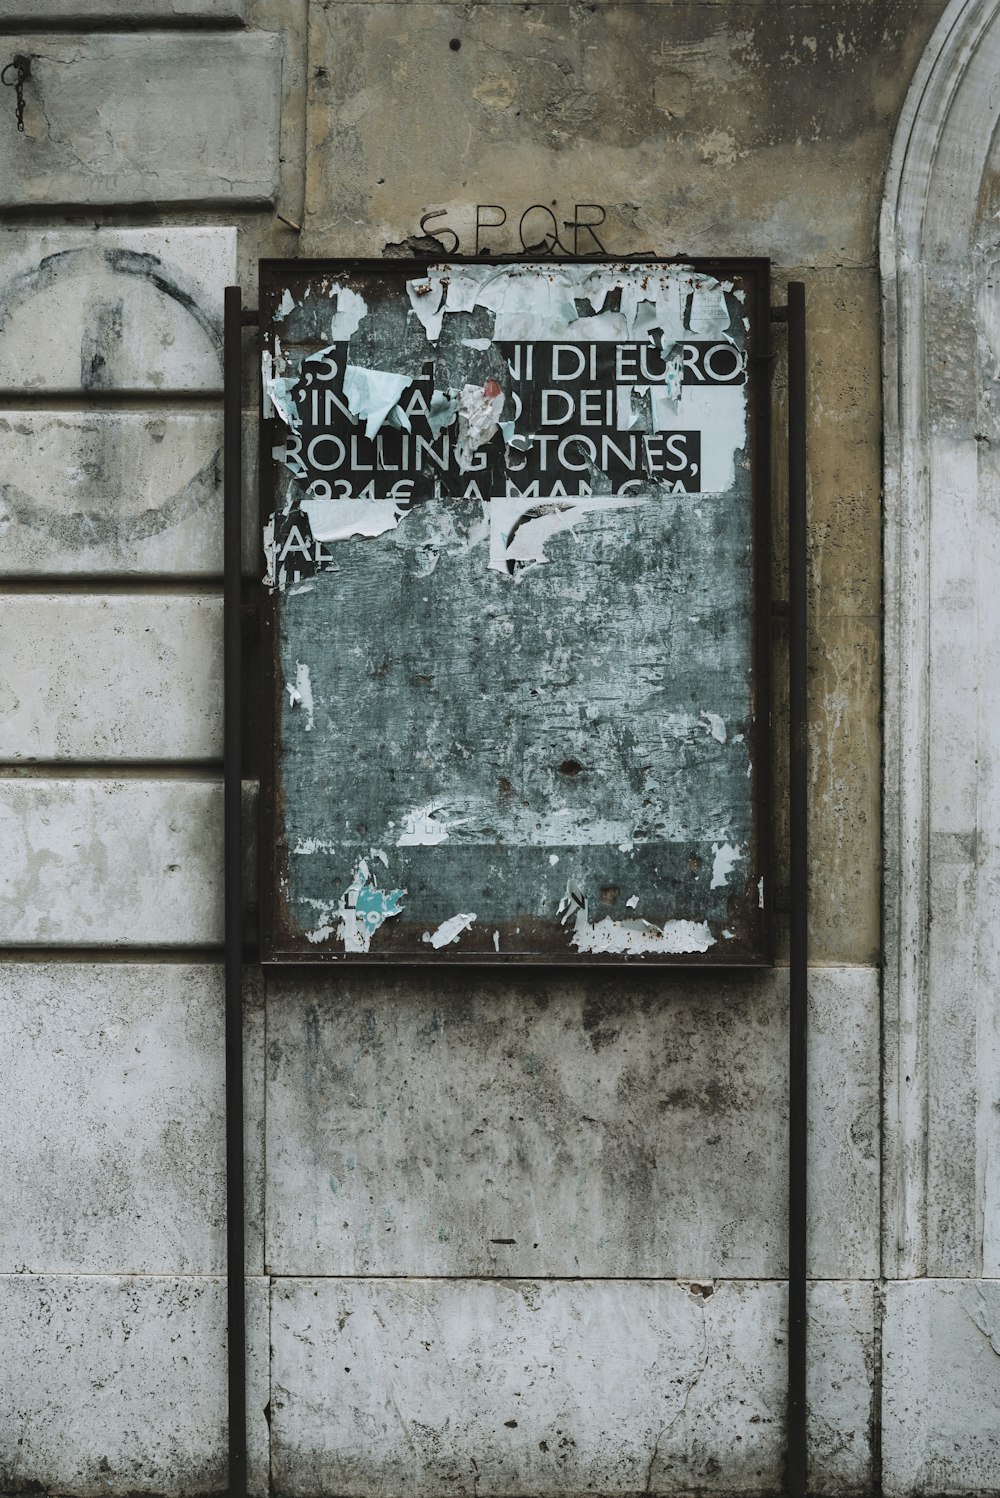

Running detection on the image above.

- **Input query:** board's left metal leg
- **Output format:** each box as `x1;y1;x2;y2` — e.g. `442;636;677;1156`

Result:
223;284;247;1498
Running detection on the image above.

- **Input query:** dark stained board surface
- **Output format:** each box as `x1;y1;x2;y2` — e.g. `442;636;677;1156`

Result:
259;259;771;963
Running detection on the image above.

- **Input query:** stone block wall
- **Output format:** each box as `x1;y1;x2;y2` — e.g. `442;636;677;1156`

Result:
3;2;997;1496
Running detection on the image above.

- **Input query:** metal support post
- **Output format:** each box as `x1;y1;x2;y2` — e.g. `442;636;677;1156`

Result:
223;284;247;1498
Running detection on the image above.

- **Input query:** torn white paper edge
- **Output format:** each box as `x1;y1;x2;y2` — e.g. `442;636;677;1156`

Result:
710;841;741;890
572;913;715;955
396;805;469;847
294;663;314;730
456;383;505;472
343;365;413;440
329;285;369;342
262;340;301;430
488;492;644;573
304;859;405;953
700;710;728;744
301;496;407;543
425;912;476;949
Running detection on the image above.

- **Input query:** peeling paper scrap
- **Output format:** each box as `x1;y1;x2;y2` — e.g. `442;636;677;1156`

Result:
301;496;406;544
710;841;741;890
700;710;728;744
427;389;459;438
275;288;296;320
343;365;413;440
572;914;715;955
262;342;300;430
329;285;368;341
396;806;469;847
293;663;314;730
488;493;644;574
305;860;405;954
456;382;505;472
406;277;446;340
425;912;476;949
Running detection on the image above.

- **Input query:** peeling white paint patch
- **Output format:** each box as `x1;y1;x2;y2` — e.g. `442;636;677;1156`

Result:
626;894;639;909
343;365;413;440
572;913;716;955
456;382;505;472
700;709;728;744
710;841;741;890
424;912;476;949
396;805;469;847
493;930;500;952
549;853;560;866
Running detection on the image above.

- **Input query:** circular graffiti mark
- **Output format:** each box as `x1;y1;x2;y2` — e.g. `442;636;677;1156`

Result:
0;245;224;547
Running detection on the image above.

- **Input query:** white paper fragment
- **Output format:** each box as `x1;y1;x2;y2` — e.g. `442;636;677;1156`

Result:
493;930;500;952
301;496;406;543
396;805;469;846
304;860;405;953
488;493;644;574
625;895;639;909
461;337;492;350
758;877;765;909
275;288;296;320
406;277;446;340
425;912;476;949
710;841;741;890
370;848;389;867
549;853;560;866
262;517;275;587
343;365;413;440
262;340;300;430
688;285;732;339
294;663;314;731
700;710;728;744
456;382;505;472
329;286;368;341
572;913;715;955
427;389;459;438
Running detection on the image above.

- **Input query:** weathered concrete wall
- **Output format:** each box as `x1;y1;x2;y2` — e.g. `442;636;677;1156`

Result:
4;0;995;1494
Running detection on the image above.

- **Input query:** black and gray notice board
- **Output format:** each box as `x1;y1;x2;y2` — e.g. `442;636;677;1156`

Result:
258;258;772;964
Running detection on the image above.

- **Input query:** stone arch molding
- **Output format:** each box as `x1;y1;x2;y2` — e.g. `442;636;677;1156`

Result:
883;0;1000;1280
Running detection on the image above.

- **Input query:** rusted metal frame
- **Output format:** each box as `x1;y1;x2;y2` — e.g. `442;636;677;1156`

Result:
772;284;808;1497
223;285;252;1498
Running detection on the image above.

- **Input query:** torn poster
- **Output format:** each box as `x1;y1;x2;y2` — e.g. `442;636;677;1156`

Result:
259;258;771;964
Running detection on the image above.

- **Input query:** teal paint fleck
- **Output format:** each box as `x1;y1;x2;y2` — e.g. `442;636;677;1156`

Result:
328;1174;340;1194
